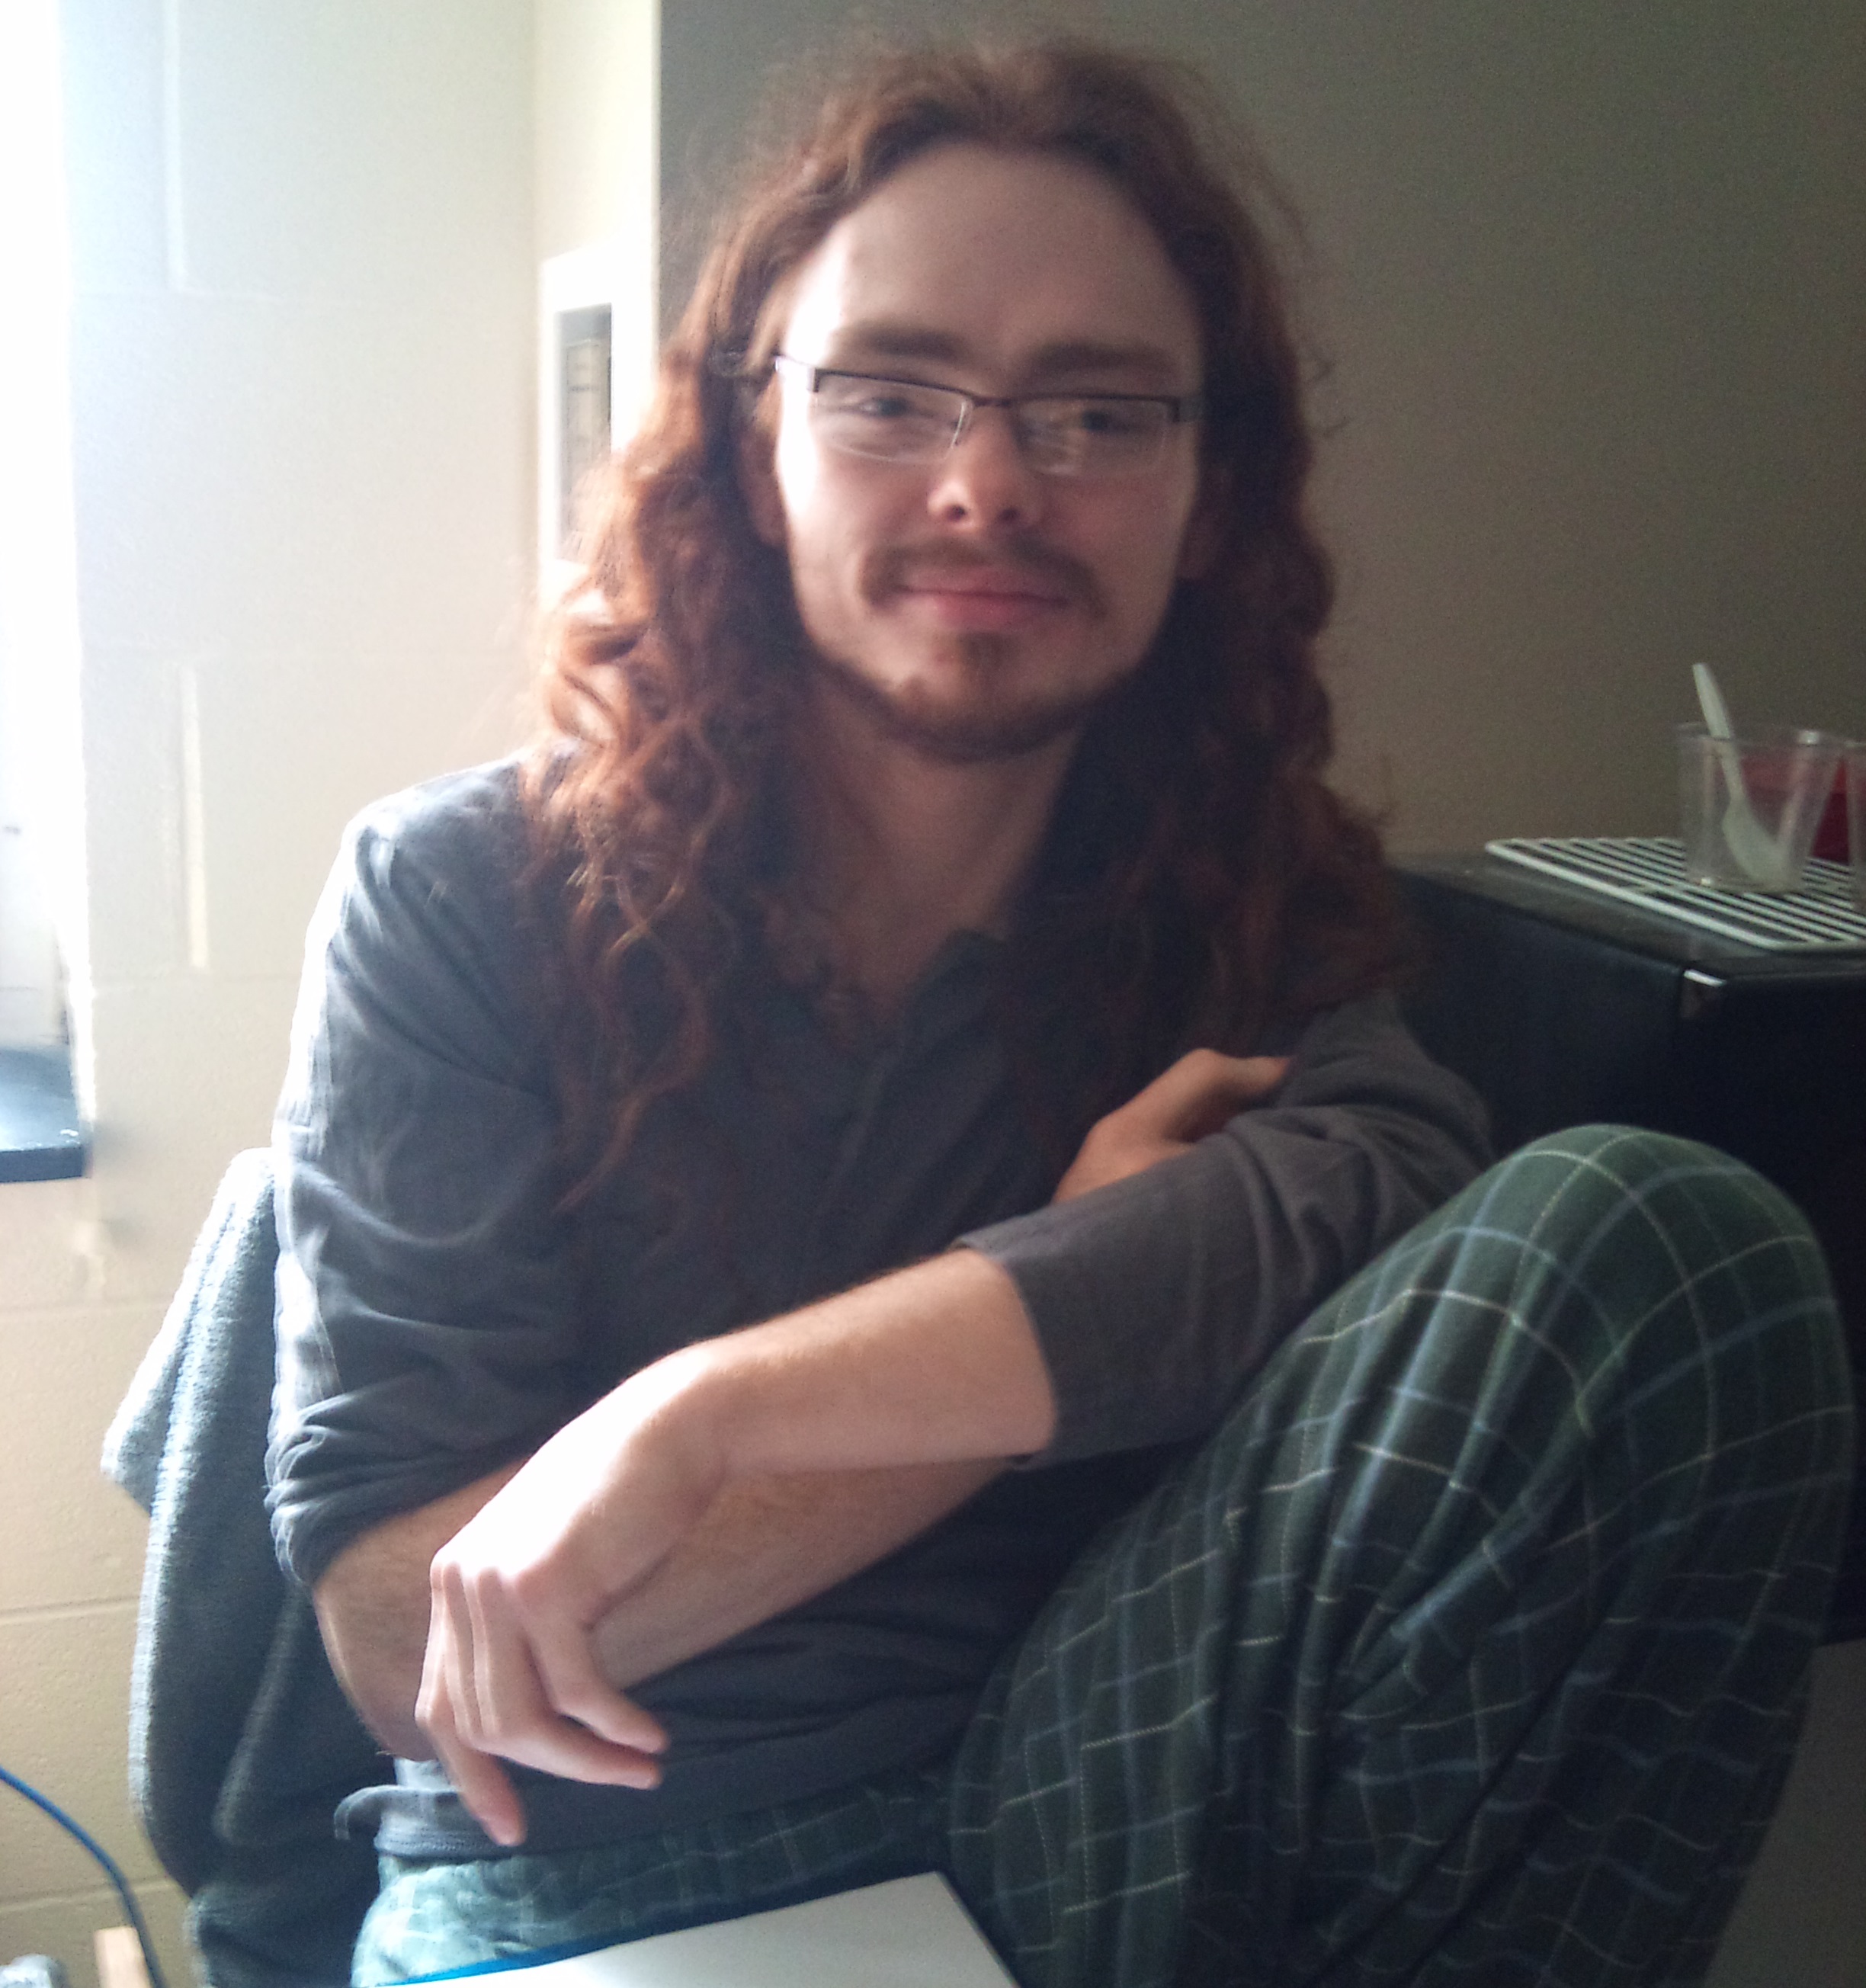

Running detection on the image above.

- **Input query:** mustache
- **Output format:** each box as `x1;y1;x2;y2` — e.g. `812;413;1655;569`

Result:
860;540;1108;617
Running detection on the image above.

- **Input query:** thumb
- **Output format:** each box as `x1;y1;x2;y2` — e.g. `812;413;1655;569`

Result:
1124;1049;1291;1143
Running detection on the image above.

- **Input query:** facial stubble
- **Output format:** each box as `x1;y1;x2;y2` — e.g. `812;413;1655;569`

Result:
804;540;1141;767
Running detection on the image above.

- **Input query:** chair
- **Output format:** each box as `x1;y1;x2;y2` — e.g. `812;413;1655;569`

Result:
102;1153;380;1988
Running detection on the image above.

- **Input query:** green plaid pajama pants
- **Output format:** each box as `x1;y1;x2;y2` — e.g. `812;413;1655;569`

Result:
354;1128;1854;1986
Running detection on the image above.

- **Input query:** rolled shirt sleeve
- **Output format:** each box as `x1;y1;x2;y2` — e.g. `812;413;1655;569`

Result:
271;768;1492;1568
267;765;587;1592
963;995;1493;1463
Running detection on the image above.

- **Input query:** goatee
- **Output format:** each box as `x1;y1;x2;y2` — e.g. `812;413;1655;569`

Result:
801;536;1132;765
807;631;1131;765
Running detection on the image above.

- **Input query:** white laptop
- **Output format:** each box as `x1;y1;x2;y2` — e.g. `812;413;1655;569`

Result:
399;1872;1020;1986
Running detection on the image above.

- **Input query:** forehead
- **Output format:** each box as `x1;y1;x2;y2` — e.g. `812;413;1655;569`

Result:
774;142;1203;386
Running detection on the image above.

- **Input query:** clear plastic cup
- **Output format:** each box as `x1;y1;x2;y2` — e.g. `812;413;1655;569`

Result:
1676;723;1845;892
1848;742;1866;909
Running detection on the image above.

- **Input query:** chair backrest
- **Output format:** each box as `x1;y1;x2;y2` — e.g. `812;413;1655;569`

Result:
103;1152;379;1987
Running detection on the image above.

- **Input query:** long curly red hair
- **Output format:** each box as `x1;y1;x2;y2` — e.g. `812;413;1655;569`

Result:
525;38;1409;1198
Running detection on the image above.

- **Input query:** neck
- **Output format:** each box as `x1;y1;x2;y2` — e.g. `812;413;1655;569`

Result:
787;689;1077;1018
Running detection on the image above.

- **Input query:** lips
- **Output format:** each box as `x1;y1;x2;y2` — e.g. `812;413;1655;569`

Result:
899;572;1069;634
863;543;1102;621
917;567;1060;596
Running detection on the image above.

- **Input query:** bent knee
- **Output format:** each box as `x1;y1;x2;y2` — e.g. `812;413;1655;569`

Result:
1489;1123;1816;1253
1473;1124;1848;1418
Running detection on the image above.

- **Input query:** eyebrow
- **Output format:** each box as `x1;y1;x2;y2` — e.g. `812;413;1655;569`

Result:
821;321;1191;389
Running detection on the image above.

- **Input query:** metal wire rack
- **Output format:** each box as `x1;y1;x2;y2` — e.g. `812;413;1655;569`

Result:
1485;837;1866;953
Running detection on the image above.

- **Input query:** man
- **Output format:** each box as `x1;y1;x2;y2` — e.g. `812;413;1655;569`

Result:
268;40;1851;1987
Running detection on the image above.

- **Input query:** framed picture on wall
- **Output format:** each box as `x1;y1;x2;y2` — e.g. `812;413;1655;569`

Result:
538;241;627;595
554;301;612;553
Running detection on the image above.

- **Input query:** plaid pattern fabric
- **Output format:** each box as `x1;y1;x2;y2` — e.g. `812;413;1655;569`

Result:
352;1766;951;1980
353;1130;1852;1986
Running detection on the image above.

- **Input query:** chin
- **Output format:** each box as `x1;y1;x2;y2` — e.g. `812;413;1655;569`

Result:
815;636;1126;765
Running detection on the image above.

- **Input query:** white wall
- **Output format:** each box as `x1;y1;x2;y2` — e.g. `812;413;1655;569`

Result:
534;0;659;569
537;0;658;266
0;2;85;1057
0;2;536;1977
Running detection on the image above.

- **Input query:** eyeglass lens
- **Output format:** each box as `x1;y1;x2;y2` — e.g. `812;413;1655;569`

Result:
806;373;1176;476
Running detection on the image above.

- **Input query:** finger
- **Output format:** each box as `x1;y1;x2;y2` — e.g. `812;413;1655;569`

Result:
418;1618;529;1848
427;1567;665;1802
473;1717;665;1791
450;1522;672;1762
444;1650;665;1795
530;1611;670;1759
459;1557;555;1746
1176;1053;1290;1137
425;1558;488;1743
1124;1050;1290;1141
431;1707;530;1848
456;1560;668;1772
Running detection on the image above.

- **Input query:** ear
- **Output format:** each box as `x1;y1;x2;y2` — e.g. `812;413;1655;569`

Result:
737;424;789;548
1175;468;1227;581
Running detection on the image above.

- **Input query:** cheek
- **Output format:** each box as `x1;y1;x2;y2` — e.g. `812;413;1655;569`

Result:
767;419;819;544
770;416;817;515
768;467;872;646
774;444;906;582
1091;486;1203;624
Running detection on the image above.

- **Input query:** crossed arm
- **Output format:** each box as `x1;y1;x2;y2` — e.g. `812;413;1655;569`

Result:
313;1050;1286;1847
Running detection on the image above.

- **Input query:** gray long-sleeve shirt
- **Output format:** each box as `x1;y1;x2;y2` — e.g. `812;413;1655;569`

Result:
267;760;1490;1855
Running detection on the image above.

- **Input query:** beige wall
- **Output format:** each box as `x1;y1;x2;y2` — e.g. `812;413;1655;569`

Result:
0;2;535;1977
1130;1;1866;849
652;0;1864;851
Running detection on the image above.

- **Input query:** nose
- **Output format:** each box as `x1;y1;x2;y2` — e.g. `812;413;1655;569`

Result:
925;406;1047;533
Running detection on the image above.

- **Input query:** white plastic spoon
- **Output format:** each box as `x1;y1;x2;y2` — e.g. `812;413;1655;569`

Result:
1692;662;1791;885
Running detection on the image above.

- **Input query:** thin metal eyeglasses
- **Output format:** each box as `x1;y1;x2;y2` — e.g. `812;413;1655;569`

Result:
771;354;1204;479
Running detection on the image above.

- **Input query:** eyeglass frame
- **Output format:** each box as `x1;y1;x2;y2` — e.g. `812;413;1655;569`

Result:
768;353;1205;477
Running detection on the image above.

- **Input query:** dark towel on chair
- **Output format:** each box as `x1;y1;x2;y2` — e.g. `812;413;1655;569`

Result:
103;1150;380;1988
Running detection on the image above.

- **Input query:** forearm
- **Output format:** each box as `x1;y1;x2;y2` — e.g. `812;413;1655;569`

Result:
590;1455;1002;1688
315;1450;1002;1753
659;1246;1056;1483
321;1248;1050;1828
314;1464;521;1758
969;996;1492;1461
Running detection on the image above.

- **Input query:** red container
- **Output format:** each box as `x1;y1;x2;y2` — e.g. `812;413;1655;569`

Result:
1813;771;1849;864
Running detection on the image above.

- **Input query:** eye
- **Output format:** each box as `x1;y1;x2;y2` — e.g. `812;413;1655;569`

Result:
816;377;951;425
1071;399;1159;438
851;392;924;422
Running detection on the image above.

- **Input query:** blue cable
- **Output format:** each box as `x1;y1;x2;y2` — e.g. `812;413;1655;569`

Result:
0;1762;169;1988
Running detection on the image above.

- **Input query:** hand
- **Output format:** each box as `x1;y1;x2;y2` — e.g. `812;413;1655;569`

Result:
1054;1047;1290;1204
417;1356;722;1845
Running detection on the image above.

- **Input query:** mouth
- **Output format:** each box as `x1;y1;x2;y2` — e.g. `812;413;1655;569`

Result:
867;547;1096;632
899;571;1069;631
